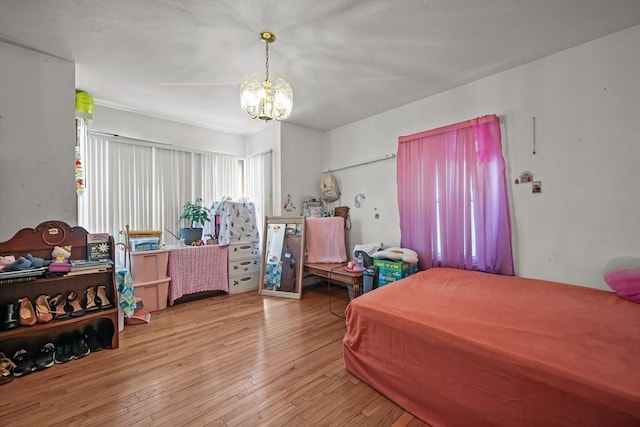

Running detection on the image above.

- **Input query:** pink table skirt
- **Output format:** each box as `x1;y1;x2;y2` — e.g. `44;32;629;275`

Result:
167;245;229;305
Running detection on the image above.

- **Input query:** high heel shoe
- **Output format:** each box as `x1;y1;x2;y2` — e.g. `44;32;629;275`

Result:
49;294;70;320
18;297;37;326
96;285;113;309
67;291;86;317
35;295;53;323
85;286;99;311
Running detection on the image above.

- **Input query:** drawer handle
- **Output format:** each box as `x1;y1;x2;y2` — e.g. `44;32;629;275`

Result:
240;277;252;282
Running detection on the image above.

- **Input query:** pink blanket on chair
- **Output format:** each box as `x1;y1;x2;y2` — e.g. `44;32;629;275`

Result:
305;217;347;263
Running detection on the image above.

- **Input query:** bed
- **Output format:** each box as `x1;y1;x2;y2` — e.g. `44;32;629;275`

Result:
343;267;640;426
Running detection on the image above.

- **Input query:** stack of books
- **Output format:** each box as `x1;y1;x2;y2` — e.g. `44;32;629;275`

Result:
67;260;113;276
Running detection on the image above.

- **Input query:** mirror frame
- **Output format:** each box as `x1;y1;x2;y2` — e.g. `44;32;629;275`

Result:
259;216;305;300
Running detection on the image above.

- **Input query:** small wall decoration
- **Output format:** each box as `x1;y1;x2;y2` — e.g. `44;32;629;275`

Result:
75;146;84;196
283;194;296;212
532;181;542;193
516;171;534;184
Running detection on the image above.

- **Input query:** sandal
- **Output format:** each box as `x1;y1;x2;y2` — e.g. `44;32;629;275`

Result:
0;352;16;385
67;291;86;317
49;293;70;320
35;295;53;323
96;285;113;309
85;286;99;311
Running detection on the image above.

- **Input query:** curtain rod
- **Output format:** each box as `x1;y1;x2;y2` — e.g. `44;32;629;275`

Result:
247;149;273;159
322;153;396;174
89;130;242;158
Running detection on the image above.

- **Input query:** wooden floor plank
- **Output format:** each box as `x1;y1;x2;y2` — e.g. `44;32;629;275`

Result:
0;286;429;426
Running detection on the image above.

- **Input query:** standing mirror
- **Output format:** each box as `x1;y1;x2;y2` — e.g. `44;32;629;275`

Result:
259;216;305;299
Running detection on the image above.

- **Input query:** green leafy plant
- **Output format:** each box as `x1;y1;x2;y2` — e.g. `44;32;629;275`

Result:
180;198;210;228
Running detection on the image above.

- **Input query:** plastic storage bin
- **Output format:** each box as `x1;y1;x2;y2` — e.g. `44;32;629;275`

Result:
130;249;169;283
133;278;169;312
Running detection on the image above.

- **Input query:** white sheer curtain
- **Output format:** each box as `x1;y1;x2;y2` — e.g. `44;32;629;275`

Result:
245;150;273;239
78;134;242;244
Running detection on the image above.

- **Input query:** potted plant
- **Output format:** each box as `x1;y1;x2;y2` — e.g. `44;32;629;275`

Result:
179;198;210;245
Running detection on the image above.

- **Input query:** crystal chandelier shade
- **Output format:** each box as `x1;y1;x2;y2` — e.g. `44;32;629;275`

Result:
240;32;293;121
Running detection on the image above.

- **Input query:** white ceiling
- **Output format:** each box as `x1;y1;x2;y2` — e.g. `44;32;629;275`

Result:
1;0;639;136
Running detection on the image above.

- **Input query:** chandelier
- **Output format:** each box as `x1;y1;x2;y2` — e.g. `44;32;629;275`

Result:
240;31;293;121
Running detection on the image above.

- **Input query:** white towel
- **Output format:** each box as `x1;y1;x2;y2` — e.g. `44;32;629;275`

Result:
352;243;382;257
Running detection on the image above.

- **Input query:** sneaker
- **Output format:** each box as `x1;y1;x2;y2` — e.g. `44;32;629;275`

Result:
84;326;102;353
54;334;73;364
71;332;90;359
12;349;35;377
34;343;55;370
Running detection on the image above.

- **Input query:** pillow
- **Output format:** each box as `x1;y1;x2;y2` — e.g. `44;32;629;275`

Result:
603;257;640;303
371;247;419;264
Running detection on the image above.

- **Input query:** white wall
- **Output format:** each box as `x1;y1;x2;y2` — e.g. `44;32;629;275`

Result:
247;123;282;214
0;42;76;241
323;25;640;290
280;123;324;217
245;122;322;220
91;105;246;156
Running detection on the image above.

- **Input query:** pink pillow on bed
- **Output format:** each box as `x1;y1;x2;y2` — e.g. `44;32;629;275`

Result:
604;258;640;303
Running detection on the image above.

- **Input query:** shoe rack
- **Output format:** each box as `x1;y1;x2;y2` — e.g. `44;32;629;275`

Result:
0;221;119;358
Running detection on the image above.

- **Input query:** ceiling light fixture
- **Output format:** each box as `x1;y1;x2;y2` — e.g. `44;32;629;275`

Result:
240;31;293;121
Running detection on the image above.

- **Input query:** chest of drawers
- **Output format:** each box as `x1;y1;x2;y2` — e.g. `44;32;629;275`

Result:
227;242;260;294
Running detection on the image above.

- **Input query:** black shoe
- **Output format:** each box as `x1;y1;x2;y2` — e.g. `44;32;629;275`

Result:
54;335;73;364
12;349;35;377
1;303;19;330
98;320;115;349
34;343;55;370
84;326;102;353
71;332;90;359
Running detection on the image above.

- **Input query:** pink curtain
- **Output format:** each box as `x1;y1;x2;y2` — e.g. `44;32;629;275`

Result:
397;115;514;275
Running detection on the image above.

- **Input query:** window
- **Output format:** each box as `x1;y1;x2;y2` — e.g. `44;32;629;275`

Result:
397;115;514;275
77;134;243;244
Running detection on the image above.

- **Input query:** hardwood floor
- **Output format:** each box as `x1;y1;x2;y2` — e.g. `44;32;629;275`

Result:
0;285;429;426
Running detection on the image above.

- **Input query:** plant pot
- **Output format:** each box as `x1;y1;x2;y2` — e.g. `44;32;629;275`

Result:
179;228;203;245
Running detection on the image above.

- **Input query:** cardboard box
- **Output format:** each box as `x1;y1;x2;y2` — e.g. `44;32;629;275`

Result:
129;237;160;252
374;259;418;286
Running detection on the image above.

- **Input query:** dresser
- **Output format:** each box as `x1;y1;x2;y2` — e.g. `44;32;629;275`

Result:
227;242;260;294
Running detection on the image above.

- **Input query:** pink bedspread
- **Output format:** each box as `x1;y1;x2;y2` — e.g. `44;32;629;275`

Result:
343;268;640;426
167;245;228;304
305;217;347;263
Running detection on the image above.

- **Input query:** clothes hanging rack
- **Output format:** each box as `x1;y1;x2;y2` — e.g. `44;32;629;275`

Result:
322;153;396;174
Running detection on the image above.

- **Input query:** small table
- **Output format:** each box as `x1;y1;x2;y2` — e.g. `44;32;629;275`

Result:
304;262;364;297
167;245;229;304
